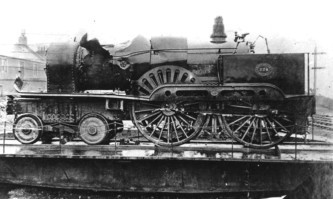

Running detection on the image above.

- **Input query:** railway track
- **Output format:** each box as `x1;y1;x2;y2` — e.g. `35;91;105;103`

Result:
309;114;333;131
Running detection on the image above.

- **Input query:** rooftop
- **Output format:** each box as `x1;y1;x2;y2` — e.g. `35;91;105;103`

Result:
0;32;45;63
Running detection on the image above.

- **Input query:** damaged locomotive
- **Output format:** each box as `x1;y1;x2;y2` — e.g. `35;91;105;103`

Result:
6;17;315;148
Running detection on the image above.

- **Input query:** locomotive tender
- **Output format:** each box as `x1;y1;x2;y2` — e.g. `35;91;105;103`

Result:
6;17;315;148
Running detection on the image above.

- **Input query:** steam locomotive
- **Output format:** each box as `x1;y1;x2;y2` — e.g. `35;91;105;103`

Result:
6;17;315;148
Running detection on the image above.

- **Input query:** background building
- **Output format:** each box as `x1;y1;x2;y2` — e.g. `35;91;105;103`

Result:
0;32;46;96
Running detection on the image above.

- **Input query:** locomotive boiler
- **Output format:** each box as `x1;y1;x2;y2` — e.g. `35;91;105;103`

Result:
6;17;315;148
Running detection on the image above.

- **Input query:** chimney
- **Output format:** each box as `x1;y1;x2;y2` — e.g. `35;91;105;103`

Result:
18;30;27;45
210;16;227;44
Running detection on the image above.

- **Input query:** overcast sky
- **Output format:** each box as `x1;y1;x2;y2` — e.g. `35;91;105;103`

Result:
0;0;332;97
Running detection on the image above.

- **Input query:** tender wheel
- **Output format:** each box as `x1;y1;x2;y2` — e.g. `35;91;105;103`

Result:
79;113;110;145
13;114;43;144
222;106;295;148
131;101;204;146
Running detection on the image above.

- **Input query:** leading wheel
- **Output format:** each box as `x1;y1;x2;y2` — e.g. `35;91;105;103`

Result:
222;104;295;149
79;113;110;145
131;101;204;146
13;114;43;144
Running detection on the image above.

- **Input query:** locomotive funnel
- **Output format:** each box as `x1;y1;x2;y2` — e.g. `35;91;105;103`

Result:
210;16;227;43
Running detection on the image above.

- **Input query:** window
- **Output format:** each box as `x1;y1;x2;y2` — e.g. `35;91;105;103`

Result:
0;59;8;73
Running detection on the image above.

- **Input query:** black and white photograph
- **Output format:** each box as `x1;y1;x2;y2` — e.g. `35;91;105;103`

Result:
0;0;332;198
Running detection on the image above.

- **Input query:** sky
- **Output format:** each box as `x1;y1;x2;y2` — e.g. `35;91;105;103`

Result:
0;0;332;97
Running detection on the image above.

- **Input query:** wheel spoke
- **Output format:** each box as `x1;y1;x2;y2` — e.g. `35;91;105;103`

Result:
241;117;254;140
250;118;258;143
281;117;293;123
177;114;191;127
157;117;167;141
272;118;289;132
138;111;161;122
149;116;165;137
202;115;211;133
174;116;188;138
264;118;272;143
217;115;224;132
146;113;163;126
180;113;197;121
170;116;180;142
212;115;217;135
266;118;279;135
135;109;158;114
166;117;170;143
228;115;248;126
233;117;252;133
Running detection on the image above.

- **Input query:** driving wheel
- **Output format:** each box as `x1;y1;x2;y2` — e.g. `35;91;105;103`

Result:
131;101;204;146
222;103;295;148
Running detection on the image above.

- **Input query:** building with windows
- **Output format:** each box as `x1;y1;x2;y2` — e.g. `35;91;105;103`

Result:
0;32;46;96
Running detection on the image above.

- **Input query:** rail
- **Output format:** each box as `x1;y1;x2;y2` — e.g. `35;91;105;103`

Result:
0;116;332;162
309;114;333;131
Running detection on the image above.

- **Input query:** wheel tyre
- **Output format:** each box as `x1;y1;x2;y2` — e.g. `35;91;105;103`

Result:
79;113;110;145
13;114;43;144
